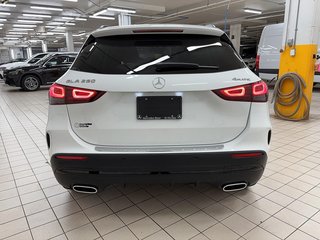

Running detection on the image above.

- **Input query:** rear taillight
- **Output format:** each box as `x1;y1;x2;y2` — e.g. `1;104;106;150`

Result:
49;83;106;105
213;81;268;102
255;55;260;72
252;81;268;96
50;84;65;99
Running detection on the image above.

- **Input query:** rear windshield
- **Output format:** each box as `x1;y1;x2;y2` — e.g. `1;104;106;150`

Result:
72;34;245;74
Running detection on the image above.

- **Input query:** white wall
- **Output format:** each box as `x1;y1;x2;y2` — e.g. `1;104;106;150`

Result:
0;48;10;64
9;48;24;59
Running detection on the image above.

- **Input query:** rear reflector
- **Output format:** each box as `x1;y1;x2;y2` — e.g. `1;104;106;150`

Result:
255;55;260;72
49;83;106;105
56;155;88;160
232;152;263;159
213;81;268;102
133;29;184;33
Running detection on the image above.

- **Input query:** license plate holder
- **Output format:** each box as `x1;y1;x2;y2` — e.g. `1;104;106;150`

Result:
137;96;182;120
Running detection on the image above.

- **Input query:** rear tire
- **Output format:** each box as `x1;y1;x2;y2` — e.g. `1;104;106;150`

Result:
21;75;41;91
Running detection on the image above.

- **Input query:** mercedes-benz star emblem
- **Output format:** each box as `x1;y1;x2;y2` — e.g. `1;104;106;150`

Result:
152;77;166;89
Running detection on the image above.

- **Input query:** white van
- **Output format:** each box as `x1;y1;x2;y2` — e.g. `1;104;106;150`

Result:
257;23;320;84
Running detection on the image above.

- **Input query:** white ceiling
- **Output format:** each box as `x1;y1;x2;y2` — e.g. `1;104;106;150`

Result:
0;0;285;47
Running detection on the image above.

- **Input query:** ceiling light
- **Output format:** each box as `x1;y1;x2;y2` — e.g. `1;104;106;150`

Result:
0;12;10;15
94;9;107;16
62;17;74;20
13;24;37;28
89;15;115;20
0;18;6;21
52;32;65;35
73;32;86;37
30;6;63;12
4;37;19;40
8;32;28;35
75;17;87;21
0;4;16;8
48;22;64;25
23;14;52;18
244;8;262;14
45;26;55;28
63;0;78;2
41;32;54;35
0;23;3;26
65;22;75;26
107;7;136;14
18;19;43;23
11;28;33;31
53;40;58;42
56;26;66;29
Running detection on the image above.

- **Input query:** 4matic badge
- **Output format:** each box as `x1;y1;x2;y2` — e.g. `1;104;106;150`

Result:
232;77;251;82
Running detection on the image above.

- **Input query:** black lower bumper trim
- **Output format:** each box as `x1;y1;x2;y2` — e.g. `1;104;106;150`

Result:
50;151;267;190
5;78;16;86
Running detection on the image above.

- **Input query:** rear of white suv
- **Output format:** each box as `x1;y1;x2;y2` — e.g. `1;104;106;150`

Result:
46;24;271;193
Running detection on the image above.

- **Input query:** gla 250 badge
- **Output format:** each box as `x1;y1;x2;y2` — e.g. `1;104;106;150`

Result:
66;79;96;84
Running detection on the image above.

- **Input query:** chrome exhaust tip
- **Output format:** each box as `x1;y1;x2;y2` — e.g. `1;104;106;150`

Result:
222;182;248;192
72;185;98;194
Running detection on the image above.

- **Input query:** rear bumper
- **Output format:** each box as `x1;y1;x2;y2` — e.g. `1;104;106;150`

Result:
51;151;267;189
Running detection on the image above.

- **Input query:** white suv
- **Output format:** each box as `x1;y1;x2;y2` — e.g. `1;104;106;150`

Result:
46;24;271;193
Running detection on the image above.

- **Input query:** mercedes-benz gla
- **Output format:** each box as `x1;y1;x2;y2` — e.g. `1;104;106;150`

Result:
46;24;271;193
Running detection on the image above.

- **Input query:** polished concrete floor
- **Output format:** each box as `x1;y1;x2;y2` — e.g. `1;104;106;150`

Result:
0;82;320;240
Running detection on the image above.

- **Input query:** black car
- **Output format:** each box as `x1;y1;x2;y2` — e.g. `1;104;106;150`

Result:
4;53;77;91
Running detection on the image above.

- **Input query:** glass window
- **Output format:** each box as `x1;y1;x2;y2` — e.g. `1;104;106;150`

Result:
28;54;48;64
72;34;245;75
46;55;75;66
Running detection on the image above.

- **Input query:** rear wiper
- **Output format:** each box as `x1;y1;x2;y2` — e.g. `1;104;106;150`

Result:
93;44;137;74
154;62;219;72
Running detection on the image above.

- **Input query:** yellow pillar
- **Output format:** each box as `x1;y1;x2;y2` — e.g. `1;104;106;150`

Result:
276;0;320;120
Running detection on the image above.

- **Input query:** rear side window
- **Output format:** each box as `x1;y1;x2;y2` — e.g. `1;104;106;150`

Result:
72;34;245;74
35;54;47;59
46;55;76;66
28;54;47;64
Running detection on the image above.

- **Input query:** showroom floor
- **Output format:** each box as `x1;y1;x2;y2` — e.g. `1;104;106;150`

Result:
0;83;320;240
